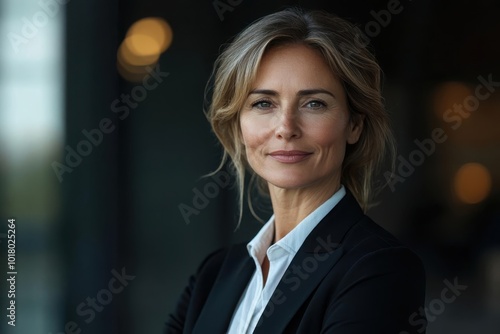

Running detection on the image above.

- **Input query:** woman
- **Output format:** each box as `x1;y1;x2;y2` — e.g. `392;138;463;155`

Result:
166;8;426;334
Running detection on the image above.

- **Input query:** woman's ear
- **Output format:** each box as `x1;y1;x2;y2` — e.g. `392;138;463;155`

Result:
347;114;364;144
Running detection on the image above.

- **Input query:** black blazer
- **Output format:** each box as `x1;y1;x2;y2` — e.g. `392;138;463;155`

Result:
165;191;427;333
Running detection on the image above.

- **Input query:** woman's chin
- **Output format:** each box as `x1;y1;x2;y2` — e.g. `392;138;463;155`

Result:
265;177;315;191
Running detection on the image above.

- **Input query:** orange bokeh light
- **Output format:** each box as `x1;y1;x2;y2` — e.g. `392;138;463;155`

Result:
117;17;173;81
127;17;173;53
433;81;473;117
453;163;492;204
118;34;161;67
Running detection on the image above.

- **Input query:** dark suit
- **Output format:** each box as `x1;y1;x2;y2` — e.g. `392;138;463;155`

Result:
165;191;427;333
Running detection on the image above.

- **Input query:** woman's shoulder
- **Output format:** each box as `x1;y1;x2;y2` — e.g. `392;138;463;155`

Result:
341;215;426;275
346;214;416;250
194;242;248;277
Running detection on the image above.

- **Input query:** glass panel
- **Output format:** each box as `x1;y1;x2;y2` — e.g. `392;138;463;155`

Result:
0;0;64;332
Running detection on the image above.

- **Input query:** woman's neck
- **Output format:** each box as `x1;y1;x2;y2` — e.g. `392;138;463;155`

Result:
269;178;341;241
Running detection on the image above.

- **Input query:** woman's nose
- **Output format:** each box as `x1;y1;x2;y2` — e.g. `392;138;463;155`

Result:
274;108;301;140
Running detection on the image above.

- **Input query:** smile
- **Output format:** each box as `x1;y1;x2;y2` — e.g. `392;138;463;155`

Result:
268;150;312;163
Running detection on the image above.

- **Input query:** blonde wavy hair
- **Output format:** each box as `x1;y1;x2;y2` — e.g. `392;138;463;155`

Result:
205;8;395;223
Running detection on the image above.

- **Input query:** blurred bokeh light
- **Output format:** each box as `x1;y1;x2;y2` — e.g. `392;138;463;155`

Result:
432;81;473;117
453;162;492;204
128;17;173;53
117;17;173;82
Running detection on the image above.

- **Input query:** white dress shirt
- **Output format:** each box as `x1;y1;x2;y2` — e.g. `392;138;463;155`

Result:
226;186;346;334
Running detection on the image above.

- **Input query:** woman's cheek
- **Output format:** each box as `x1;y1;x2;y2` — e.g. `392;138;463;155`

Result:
241;117;269;149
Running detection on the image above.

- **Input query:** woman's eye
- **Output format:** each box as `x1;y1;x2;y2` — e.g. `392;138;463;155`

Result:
252;100;273;109
305;100;326;109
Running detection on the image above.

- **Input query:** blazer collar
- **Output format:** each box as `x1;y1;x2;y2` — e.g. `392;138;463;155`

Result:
301;189;363;253
193;190;364;334
254;190;364;333
192;243;254;334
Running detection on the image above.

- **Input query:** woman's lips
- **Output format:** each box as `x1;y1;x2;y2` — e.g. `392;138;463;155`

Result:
268;150;312;163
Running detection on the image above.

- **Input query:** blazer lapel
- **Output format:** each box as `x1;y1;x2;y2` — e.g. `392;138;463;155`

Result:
254;191;365;334
192;243;254;334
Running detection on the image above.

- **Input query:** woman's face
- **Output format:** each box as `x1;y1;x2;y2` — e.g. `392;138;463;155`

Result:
239;44;362;191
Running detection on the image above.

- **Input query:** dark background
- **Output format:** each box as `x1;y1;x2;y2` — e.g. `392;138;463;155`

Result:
1;0;500;333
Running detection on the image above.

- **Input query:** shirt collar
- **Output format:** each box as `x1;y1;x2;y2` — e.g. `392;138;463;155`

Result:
247;214;274;264
247;185;346;261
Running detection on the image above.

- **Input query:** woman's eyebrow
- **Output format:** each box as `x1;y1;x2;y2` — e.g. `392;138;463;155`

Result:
248;89;278;96
297;89;335;98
